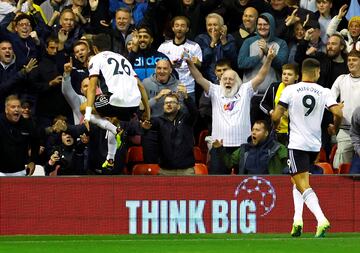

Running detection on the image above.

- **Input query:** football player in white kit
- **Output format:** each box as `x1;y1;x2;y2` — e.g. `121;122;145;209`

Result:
272;58;343;238
84;33;150;123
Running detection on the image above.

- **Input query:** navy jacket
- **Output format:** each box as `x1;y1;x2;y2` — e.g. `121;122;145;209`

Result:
0;115;39;173
149;97;197;170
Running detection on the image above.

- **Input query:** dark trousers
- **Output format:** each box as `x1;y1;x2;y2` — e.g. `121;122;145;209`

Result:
141;130;159;163
350;153;360;174
209;146;239;175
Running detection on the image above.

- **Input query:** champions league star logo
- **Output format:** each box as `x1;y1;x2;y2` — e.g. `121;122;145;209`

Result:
234;176;276;217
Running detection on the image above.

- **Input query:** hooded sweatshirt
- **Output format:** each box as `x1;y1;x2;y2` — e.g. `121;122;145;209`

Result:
238;12;288;95
142;72;181;117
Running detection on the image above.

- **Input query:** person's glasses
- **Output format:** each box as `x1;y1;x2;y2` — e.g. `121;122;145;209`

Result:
17;22;31;27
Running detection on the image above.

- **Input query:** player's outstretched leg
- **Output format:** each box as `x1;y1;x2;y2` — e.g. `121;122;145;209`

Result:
302;188;330;237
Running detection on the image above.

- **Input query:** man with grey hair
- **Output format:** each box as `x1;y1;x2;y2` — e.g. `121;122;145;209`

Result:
187;46;277;174
194;12;237;83
0;95;39;176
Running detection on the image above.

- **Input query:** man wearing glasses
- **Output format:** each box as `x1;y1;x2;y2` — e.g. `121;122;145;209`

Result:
0;9;42;67
141;91;198;175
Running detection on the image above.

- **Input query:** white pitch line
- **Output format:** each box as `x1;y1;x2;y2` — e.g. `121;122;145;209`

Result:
0;237;358;244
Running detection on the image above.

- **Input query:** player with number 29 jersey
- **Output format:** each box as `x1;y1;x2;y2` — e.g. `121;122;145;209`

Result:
278;82;337;152
88;51;141;108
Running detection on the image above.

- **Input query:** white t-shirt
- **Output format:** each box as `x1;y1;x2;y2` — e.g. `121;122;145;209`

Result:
158;39;202;93
331;74;360;127
208;81;254;147
88;51;141;107
279;82;337;152
300;0;317;12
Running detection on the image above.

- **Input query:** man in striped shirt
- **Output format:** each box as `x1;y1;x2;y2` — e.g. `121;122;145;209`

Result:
187;46;277;174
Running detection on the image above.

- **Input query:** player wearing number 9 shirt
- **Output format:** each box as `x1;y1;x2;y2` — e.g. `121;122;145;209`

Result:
271;58;343;238
85;33;150;122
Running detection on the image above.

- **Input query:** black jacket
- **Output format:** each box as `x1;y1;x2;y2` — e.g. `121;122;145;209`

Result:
44;140;87;175
260;81;281;116
216;0;272;33
150;97;198;170
0;60;28;111
295;40;349;88
0;115;39;173
110;25;135;58
29;53;72;120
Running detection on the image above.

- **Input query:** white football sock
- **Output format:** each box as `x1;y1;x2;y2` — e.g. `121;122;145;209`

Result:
292;185;304;223
106;131;117;161
90;114;117;135
302;188;327;224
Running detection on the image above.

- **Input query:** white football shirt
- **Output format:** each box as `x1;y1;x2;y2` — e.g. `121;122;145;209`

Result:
88;51;141;107
279;82;337;152
158;39;202;93
331;74;360;127
208;81;255;147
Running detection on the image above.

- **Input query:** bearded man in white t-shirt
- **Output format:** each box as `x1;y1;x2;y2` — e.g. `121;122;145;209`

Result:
187;46;277;174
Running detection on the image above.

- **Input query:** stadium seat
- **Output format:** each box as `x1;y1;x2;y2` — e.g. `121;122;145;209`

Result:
315;162;334;174
198;129;209;151
317;148;328;162
338;163;351;174
194;163;208;175
132;164;160;175
126;146;144;164
198;129;209;164
329;144;337;166
193;146;204;163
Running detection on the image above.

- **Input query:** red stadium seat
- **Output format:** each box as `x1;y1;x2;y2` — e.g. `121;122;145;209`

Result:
317;148;328;162
193;146;204;163
194;163;208;175
338;163;351;174
315;162;334;174
132;164;160;175
198;129;209;164
329;144;337;167
125;146;144;174
198;129;209;151
126;146;144;164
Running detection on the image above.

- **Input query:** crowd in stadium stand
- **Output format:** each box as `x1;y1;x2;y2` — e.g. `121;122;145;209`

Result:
0;0;360;176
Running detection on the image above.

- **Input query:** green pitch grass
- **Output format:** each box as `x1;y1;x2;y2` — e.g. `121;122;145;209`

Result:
0;233;359;253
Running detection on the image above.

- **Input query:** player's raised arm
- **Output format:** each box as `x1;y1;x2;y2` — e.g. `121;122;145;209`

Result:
186;58;210;93
85;75;98;121
251;46;277;90
137;78;151;120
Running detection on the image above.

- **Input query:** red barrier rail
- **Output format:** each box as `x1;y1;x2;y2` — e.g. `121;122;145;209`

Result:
0;176;359;235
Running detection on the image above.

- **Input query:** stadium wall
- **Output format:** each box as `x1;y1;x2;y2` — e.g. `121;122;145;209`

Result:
0;176;359;235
